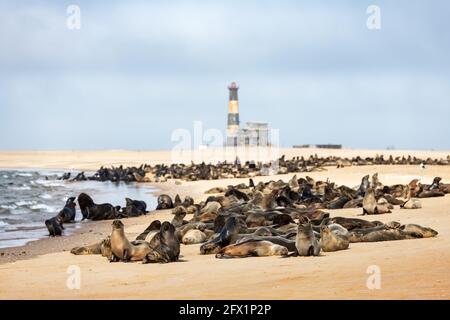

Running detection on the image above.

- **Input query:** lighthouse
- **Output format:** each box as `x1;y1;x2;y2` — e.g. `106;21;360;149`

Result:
226;82;240;146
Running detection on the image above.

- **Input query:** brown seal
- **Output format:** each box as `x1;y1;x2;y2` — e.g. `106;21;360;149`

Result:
215;240;288;258
110;220;150;262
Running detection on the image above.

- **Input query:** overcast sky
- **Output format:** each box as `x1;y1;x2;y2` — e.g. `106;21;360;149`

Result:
1;0;449;150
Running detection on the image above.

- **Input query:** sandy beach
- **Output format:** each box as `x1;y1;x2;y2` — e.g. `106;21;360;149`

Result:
0;149;450;299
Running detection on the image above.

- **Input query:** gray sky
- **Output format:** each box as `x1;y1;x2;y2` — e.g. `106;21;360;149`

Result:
1;0;449;150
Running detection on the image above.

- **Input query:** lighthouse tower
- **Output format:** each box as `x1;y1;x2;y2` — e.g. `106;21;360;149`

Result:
226;82;240;146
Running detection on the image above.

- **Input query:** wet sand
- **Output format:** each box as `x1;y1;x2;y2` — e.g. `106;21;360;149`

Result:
0;150;449;299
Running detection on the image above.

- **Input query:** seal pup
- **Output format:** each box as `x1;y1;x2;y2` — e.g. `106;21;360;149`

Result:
319;226;349;252
45;212;65;236
295;222;321;256
215;240;288;259
110;220;151;262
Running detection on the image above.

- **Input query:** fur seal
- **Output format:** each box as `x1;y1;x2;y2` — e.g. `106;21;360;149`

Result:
329;217;383;231
215;240;288;259
200;216;243;254
71;236;113;259
156;194;174;210
400;224;438;238
110;220;150;262
45;212;64;236
124;198;147;217
135;220;162;241
59;197;76;222
77;193;120;221
362;187;391;215
142;221;180;263
182;229;207;245
171;206;188;228
319;226;349;252
236;235;297;252
349;229;421;243
295;222;321;256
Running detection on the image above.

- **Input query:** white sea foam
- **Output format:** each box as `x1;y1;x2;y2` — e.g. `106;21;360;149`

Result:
40;193;53;199
16;173;33;177
3;175;8;178
0;221;9;228
0;204;17;210
35;179;65;187
30;204;56;212
11;185;31;191
15;200;37;206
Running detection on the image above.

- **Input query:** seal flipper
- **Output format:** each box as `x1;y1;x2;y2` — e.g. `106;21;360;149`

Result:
109;254;120;263
123;249;130;262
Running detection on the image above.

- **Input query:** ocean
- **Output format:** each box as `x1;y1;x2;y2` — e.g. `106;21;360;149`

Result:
0;169;157;249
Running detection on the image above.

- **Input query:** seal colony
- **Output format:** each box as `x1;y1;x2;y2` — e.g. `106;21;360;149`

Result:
58;154;450;183
70;174;444;262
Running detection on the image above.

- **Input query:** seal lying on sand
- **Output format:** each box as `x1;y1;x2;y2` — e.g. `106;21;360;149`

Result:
236;235;296;252
215;240;288;259
78;193;122;221
124;198;147;217
110;220;151;262
71;236;113;259
320;225;349;252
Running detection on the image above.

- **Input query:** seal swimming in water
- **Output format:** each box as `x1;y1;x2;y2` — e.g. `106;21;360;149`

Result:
215;240;288;259
319;225;349;252
295;222;321;256
110;220;151;262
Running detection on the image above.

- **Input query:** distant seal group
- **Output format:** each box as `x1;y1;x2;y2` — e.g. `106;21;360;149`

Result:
59;153;450;183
